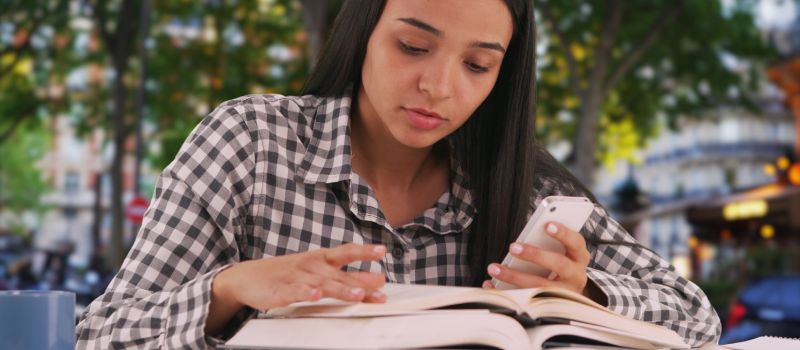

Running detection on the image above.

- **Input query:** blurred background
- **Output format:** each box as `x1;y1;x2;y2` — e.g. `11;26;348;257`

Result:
1;0;798;344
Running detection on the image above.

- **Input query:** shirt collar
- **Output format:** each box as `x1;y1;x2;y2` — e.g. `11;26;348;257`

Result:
296;91;476;233
296;92;354;185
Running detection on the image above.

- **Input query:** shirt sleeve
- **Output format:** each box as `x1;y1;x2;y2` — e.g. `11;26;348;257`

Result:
582;204;721;347
76;102;257;349
532;174;721;347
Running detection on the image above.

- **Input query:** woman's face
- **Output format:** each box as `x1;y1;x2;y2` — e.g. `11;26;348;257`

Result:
358;0;514;149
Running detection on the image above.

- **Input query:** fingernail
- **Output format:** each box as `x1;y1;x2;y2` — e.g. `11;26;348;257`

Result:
373;245;387;254
487;264;501;276
546;223;559;235
306;288;321;299
370;291;385;299
510;243;523;254
350;288;365;297
482;281;492;289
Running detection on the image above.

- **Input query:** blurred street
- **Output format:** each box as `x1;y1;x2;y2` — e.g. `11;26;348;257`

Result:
1;0;799;343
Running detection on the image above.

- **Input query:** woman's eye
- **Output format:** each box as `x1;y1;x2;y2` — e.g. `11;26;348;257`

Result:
466;62;489;73
399;42;427;55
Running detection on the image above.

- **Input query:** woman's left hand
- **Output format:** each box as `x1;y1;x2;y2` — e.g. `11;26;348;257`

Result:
483;222;591;295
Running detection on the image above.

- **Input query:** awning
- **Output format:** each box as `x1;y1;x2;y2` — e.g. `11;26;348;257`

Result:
686;183;800;233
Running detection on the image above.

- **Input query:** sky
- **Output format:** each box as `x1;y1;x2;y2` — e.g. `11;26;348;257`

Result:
754;0;797;30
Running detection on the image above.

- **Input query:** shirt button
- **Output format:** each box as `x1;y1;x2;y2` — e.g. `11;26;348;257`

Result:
392;246;405;259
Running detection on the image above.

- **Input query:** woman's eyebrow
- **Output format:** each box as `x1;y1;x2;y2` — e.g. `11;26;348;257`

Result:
396;17;506;54
470;41;506;54
397;17;441;36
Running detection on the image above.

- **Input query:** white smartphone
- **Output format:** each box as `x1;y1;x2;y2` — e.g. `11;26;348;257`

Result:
492;196;595;290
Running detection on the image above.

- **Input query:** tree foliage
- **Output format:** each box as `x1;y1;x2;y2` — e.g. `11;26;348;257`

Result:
0;122;50;214
0;0;70;143
147;0;309;168
0;0;69;217
2;0;312;269
0;0;782;269
534;0;774;185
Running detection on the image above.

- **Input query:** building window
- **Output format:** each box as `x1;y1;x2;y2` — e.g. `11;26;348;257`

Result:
724;167;737;190
719;119;739;143
64;171;80;194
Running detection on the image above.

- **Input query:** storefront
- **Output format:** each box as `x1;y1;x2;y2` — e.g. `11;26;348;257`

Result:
686;157;800;282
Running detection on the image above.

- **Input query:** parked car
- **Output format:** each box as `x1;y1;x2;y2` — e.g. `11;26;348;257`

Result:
720;275;800;344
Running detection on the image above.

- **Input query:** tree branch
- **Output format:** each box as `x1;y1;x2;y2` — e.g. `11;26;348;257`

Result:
90;0;116;54
0;40;32;78
584;0;623;102
114;0;141;62
0;0;22;22
0;10;45;79
0;109;33;144
539;1;580;96
604;0;685;95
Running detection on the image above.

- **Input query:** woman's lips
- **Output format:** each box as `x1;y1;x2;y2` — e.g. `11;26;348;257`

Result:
404;108;445;130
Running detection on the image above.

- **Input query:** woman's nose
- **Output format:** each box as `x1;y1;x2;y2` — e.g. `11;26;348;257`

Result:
418;58;456;101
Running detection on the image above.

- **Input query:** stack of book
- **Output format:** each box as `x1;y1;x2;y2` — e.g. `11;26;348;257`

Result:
221;283;689;349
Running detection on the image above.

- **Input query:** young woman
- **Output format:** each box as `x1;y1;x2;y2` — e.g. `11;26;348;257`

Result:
77;0;721;348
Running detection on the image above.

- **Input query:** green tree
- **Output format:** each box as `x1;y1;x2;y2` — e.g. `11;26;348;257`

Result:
0;0;69;143
70;0;310;267
0;122;50;221
1;0;316;268
535;0;773;187
147;0;309;168
0;0;68;225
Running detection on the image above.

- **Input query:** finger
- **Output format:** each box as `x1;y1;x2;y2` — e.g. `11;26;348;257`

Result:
259;283;321;310
319;278;370;302
347;271;387;290
362;289;387;303
334;271;387;303
303;260;385;293
486;263;555;289
508;242;579;281
481;280;494;289
301;258;387;303
322;243;387;267
545;222;591;265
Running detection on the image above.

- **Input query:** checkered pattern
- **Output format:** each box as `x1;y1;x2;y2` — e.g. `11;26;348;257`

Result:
76;93;720;349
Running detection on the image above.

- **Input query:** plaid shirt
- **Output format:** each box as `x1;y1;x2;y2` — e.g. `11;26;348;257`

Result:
76;93;721;349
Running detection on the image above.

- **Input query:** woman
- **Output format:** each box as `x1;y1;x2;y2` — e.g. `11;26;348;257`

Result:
77;0;721;348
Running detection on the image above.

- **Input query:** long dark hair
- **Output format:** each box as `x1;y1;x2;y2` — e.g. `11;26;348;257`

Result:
304;0;565;286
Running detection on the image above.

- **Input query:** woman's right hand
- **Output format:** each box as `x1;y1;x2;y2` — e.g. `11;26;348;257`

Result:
224;243;388;309
206;243;388;334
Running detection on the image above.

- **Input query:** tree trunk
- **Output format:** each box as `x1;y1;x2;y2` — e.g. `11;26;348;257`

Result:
565;0;681;189
109;59;128;269
300;0;328;67
90;171;104;270
569;0;623;189
572;92;605;188
92;0;140;270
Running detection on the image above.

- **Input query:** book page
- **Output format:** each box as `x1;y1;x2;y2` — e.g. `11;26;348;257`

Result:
723;336;800;350
522;298;687;348
225;311;530;349
527;324;666;350
267;283;531;318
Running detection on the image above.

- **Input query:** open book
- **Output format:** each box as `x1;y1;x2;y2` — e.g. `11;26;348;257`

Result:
221;283;689;349
723;336;800;350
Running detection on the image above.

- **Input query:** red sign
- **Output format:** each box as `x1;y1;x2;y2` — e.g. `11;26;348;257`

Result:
126;196;150;225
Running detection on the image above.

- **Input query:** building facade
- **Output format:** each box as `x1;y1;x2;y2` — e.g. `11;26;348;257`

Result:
594;102;795;279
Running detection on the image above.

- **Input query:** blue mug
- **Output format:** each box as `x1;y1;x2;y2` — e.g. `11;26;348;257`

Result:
0;290;75;350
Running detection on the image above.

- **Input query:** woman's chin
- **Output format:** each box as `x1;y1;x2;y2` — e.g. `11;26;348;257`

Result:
395;133;443;150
